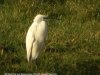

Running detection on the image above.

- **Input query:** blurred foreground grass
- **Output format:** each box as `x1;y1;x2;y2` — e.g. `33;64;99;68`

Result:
0;0;100;75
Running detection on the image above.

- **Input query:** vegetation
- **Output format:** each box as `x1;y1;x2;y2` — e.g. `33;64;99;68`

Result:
0;0;100;75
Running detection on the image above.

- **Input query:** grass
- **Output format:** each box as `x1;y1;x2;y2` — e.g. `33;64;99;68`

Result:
0;0;100;75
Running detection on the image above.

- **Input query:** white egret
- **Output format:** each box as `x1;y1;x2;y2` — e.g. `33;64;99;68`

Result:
26;14;48;62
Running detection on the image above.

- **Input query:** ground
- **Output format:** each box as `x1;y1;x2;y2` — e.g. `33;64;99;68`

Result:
0;0;100;75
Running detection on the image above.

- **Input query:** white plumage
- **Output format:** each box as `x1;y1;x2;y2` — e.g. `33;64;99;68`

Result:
26;14;47;62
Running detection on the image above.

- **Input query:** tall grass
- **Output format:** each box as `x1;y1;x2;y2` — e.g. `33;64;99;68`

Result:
0;0;100;75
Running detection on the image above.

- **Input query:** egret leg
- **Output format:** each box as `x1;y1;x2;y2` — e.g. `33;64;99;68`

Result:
27;59;33;72
32;59;39;70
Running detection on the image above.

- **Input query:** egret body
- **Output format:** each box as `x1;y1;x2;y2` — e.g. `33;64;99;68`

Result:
26;14;48;62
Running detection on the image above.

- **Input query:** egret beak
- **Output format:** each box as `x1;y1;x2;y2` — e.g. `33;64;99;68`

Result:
43;16;48;19
44;15;60;20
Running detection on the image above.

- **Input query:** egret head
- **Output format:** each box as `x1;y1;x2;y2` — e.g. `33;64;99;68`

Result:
34;14;47;23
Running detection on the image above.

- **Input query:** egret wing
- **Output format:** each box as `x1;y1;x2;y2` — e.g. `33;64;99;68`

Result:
26;27;35;62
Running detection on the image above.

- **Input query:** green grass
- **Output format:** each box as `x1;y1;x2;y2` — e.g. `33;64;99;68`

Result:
0;0;100;75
